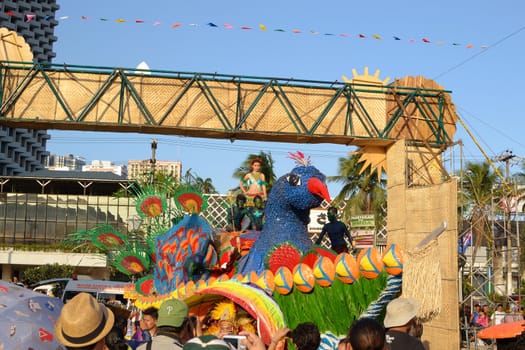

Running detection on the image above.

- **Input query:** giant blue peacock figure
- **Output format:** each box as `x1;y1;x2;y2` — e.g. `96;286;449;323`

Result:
239;151;331;274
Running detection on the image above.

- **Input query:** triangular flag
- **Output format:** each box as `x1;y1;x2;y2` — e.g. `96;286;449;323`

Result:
324;33;335;36
135;19;145;23
81;16;88;20
241;26;252;30
274;29;285;32
373;34;381;40
224;23;233;29
452;43;461;46
189;23;199;27
25;14;36;23
422;38;431;43
358;34;366;38
44;15;51;20
59;16;69;20
115;19;127;23
207;22;218;27
466;44;473;48
5;11;15;16
153;21;161;26
99;18;108;21
339;33;349;37
436;41;445;45
292;29;301;33
310;30;319;35
393;36;401;40
172;23;182;28
259;24;267;31
409;39;416;42
481;45;488;49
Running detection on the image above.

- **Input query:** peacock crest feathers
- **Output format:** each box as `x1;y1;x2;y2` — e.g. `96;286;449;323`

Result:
288;151;311;166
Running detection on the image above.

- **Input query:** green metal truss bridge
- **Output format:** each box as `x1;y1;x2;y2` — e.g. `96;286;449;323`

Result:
0;61;458;148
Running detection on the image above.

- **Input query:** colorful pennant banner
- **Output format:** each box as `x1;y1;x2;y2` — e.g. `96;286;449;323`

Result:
6;11;488;50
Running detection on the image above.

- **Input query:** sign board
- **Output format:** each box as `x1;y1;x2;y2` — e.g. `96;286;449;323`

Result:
308;208;329;233
349;214;375;247
351;229;375;247
350;214;375;228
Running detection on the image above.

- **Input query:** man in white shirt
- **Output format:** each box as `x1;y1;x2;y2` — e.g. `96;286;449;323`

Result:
491;304;506;325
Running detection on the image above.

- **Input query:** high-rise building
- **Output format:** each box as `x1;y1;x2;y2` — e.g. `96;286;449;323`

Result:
0;1;59;63
128;160;182;180
0;1;59;175
46;154;86;171
82;160;128;177
0;126;50;175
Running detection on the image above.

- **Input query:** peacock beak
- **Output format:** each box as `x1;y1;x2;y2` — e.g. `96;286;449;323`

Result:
307;177;331;203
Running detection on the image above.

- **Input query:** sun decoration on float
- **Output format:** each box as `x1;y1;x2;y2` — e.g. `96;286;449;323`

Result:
342;67;390;179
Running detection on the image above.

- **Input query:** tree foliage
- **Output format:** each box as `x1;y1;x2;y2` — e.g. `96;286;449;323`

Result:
193;176;217;194
23;263;75;286
459;161;502;248
328;153;386;225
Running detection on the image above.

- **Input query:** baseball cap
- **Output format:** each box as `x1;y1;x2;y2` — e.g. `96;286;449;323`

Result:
157;298;189;327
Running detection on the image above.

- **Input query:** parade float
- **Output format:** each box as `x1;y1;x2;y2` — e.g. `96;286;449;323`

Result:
1;24;460;348
69;151;442;349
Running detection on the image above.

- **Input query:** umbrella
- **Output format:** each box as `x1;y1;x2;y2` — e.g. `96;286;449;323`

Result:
477;320;525;339
0;280;65;350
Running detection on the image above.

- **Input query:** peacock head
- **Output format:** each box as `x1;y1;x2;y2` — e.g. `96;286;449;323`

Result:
276;165;331;210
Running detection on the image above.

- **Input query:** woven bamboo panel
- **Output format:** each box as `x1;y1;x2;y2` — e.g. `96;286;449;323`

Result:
406;145;447;186
385;76;457;142
387;140;460;350
1;69;351;135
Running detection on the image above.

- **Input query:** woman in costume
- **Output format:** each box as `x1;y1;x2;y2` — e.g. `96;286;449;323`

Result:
240;158;267;201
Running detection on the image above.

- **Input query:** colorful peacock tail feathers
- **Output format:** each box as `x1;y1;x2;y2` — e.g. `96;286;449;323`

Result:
288;151;311;166
135;187;168;219
173;186;208;214
88;224;127;251
114;250;151;275
135;275;156;296
65;229;91;245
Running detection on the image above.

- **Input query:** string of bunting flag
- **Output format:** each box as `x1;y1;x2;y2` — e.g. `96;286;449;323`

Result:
6;10;488;49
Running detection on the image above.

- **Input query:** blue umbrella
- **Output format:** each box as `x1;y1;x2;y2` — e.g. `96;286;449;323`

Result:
0;280;64;350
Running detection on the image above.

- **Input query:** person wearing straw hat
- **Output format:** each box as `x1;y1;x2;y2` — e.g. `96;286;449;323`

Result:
55;292;115;350
383;297;425;350
137;298;189;350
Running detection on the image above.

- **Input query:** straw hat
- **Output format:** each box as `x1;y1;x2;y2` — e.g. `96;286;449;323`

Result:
383;297;419;328
55;292;115;347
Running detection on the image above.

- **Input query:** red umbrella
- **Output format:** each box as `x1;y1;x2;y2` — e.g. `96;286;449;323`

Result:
477;321;525;339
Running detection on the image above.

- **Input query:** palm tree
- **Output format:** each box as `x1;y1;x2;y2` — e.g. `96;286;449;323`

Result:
328;153;386;225
194;176;217;194
460;161;504;295
232;151;276;192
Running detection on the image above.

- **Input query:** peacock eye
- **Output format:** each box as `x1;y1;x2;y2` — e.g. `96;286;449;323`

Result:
286;174;302;186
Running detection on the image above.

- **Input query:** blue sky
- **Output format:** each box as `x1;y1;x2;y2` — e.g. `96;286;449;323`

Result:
46;0;525;194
